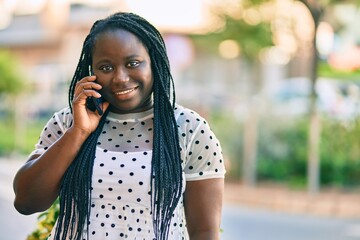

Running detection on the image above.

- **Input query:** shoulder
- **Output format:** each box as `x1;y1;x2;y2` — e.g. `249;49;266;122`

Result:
50;107;73;130
174;104;213;143
174;104;207;126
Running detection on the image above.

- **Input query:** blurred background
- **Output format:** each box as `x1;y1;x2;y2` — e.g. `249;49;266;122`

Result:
1;0;360;239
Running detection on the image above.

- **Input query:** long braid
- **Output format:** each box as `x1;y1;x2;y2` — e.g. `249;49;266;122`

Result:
55;12;183;240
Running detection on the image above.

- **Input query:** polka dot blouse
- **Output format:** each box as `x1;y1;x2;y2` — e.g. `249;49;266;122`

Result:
30;104;225;240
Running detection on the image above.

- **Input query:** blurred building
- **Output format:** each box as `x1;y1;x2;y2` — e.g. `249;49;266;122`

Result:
0;0;232;118
0;1;129;116
0;0;359;120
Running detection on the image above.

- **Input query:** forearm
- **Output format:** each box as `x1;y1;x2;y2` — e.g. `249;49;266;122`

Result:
13;127;90;215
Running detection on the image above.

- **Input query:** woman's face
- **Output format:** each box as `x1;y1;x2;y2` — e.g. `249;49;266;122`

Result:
92;29;153;114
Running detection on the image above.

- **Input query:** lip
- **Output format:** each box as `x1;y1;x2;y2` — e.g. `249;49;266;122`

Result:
113;86;139;96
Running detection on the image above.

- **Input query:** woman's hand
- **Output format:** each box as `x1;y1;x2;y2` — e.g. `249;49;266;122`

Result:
71;75;110;135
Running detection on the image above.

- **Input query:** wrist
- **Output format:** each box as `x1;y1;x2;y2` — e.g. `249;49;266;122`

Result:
66;126;92;141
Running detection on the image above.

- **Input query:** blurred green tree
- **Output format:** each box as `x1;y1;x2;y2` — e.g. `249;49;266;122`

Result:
297;0;360;194
191;0;275;186
191;0;360;192
0;50;26;94
0;50;28;155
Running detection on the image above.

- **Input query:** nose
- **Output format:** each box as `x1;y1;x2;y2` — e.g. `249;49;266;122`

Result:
114;66;129;82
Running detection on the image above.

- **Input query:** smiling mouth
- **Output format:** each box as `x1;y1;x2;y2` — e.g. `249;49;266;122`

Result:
114;87;138;95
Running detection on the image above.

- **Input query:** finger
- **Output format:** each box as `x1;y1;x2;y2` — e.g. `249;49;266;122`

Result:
81;89;102;99
74;81;101;96
73;89;102;104
78;82;102;91
77;75;96;83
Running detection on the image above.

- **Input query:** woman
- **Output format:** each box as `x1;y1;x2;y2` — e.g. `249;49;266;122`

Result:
13;12;225;240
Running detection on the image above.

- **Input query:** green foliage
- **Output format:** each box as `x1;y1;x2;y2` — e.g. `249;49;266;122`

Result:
256;116;360;188
257;118;308;188
190;1;274;61
320;118;360;187
0;50;26;95
318;61;360;81
26;199;59;240
0;116;47;155
209;110;360;189
208;111;244;180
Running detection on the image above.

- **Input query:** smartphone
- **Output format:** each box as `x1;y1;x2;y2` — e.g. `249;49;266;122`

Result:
86;66;104;116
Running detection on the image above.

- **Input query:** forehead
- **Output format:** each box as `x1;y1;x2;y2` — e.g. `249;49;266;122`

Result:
92;28;147;55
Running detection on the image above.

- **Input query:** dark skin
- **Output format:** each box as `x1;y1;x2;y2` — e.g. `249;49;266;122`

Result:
185;178;224;239
13;29;224;240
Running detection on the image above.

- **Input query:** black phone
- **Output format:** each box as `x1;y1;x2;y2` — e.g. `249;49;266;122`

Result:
86;66;104;116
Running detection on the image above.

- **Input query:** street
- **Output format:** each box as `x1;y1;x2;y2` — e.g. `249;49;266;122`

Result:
221;204;360;240
1;160;360;240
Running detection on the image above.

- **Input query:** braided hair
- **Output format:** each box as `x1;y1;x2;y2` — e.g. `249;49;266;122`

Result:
54;12;183;240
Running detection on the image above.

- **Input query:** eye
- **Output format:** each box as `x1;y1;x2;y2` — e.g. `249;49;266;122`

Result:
100;65;113;72
127;61;140;68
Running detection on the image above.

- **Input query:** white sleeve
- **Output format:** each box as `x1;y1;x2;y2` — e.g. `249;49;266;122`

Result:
176;107;226;181
28;107;72;157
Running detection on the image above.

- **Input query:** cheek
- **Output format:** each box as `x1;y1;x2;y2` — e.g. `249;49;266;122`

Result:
96;76;112;88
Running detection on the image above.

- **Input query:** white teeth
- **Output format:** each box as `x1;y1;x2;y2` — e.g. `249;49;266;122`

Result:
115;88;135;95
